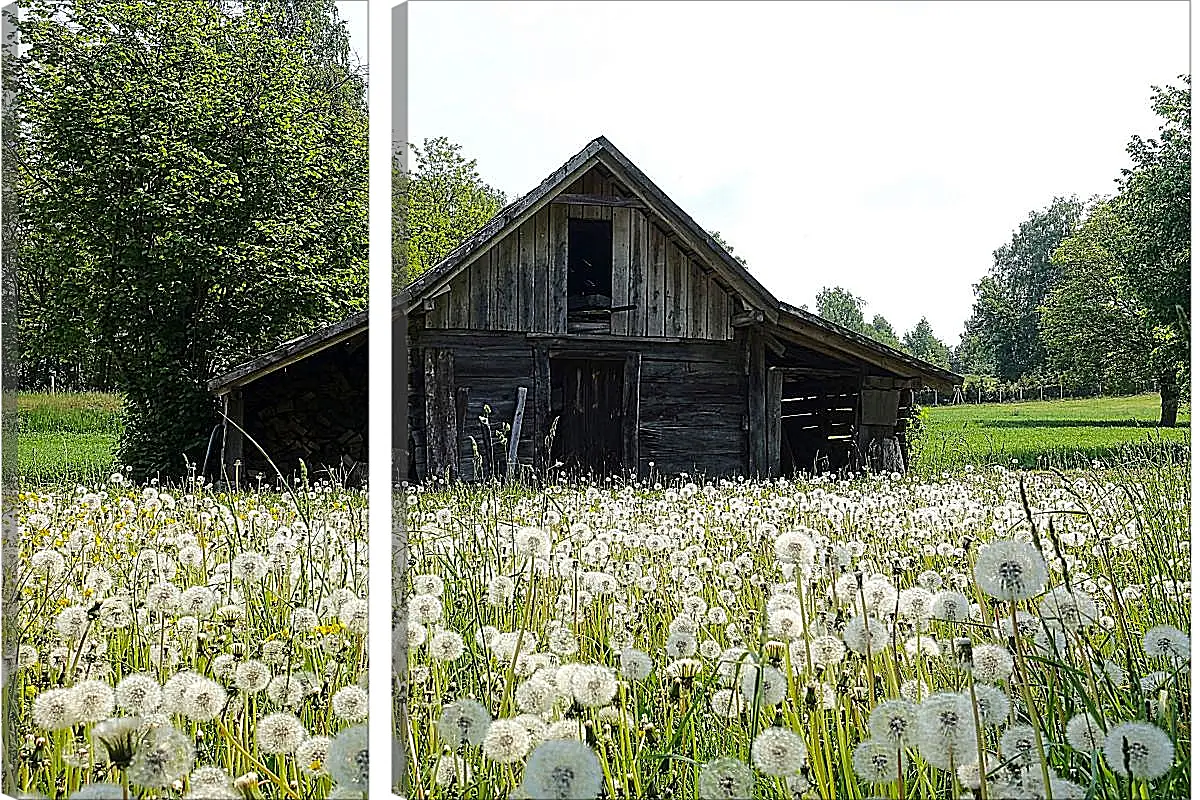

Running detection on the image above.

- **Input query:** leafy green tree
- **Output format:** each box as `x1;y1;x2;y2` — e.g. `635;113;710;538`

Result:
1111;77;1189;425
867;314;903;350
396;137;506;287
960;197;1085;380
902;317;951;369
1041;201;1154;396
6;0;368;477
815;286;868;333
708;230;748;266
1042;78;1190;426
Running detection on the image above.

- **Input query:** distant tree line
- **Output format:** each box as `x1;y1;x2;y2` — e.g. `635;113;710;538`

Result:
955;77;1189;426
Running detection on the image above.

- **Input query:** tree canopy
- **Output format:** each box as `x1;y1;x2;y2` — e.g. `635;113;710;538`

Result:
394;137;506;287
1039;77;1189;425
6;0;369;476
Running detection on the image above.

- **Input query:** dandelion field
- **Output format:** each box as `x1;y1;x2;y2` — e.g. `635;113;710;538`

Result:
3;474;370;799
399;463;1190;799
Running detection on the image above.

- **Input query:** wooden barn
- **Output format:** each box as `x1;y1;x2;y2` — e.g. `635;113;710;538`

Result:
209;135;960;483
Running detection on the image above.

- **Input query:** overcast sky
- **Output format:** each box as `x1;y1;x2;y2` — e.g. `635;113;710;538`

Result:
406;0;1188;345
335;0;368;69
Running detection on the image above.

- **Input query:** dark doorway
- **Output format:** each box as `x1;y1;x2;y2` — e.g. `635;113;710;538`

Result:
550;357;625;475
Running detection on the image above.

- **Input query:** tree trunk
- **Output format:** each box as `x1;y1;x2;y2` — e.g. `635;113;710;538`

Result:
1159;372;1180;428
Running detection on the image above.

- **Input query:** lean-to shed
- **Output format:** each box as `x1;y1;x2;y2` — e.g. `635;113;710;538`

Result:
210;135;960;482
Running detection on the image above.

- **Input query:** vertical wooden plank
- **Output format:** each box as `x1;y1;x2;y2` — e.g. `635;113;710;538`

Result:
468;255;490;329
678;256;691;337
695;270;711;339
628;211;644;336
688;262;706;338
532;208;550;333
424;349;457;479
724;290;735;340
517;218;535;331
495;232;517;330
668;245;687;337
647;229;666;337
707;281;726;340
455;386;471;479
447;275;468;329
748;331;766;476
506;387;528;480
767;368;782;477
550;204;568;333
533;345;550;469
611;207;631;336
622;352;641;474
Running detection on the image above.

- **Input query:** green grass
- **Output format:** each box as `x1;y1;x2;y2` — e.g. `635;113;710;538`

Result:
15;392;124;483
915;393;1190;472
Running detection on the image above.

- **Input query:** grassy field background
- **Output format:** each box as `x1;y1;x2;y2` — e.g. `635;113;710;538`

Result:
915;392;1190;471
10;391;1192;482
15;392;124;483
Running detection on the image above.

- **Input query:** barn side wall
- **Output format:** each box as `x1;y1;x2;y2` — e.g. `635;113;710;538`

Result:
230;332;368;484
407;328;748;482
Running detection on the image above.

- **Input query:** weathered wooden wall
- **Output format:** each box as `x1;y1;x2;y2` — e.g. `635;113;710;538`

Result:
406;327;748;482
235;332;368;481
424;165;736;341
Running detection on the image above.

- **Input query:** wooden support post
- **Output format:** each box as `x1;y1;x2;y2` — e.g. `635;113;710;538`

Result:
506;386;528;481
223;389;244;475
455;387;470;478
424;349;457;480
767;368;782;478
533;346;551;470
622;353;641;475
747;330;767;476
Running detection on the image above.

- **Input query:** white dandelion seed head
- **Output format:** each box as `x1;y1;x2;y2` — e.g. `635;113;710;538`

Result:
853;738;905;784
331;685;370;723
1065;712;1107;752
739;664;787;708
569;664;618;708
930;590;972;622
999;723;1044;767
180;677;226;722
234;660;272;693
619;648;653;681
127;725;194;788
969;643;1015;683
257;712;307;754
973;539;1048;601
868;699;919;746
296;735;333;776
70;679;115;723
429;629;466;662
968;684;1011;728
326;724;369;789
751;727;808;777
697;757;755;800
1143;625;1190;662
481;718;531;764
1102;722;1175;780
437;699;492;747
915;692;978;771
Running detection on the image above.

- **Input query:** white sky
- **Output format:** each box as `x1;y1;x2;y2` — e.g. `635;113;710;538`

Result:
407;0;1188;345
335;0;368;68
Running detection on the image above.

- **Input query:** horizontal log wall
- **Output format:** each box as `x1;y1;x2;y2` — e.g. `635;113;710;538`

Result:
424;165;736;341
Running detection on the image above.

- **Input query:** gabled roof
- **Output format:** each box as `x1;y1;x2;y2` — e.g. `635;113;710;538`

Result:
397;136;779;320
209;135;962;394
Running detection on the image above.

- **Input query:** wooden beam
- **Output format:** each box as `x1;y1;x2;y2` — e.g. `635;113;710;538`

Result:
767;368;782;478
731;309;765;328
533;346;551;470
506;387;528;481
622;353;641;474
747;330;767;476
550;193;647;208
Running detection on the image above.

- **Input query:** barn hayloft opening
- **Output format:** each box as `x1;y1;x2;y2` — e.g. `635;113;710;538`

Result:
567;218;613;314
